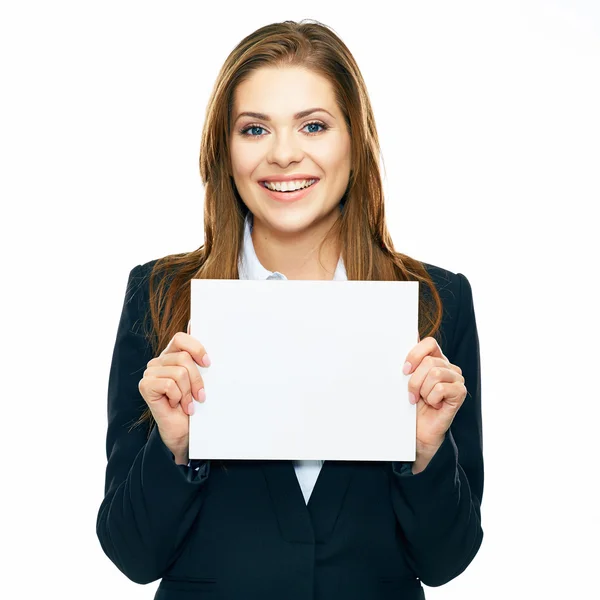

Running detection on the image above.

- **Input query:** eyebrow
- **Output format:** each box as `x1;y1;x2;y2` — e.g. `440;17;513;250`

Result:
234;107;335;123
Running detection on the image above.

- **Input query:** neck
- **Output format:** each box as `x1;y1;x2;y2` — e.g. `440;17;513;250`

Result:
251;207;342;281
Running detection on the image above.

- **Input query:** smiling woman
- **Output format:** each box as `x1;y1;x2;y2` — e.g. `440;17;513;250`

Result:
229;66;352;259
97;18;483;600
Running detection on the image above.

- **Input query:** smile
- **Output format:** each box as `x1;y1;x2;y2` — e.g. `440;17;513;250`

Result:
261;179;318;192
257;179;320;203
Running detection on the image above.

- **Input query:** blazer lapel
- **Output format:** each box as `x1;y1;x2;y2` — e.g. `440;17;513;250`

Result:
260;460;315;544
260;460;356;545
307;460;356;543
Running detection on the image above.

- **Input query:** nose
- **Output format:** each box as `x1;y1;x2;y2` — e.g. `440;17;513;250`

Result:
266;129;304;167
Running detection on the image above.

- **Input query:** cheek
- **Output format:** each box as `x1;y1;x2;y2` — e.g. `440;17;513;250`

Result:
314;135;351;172
230;143;261;178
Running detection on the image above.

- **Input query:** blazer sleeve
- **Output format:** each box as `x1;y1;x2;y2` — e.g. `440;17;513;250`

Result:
389;271;484;587
96;264;211;585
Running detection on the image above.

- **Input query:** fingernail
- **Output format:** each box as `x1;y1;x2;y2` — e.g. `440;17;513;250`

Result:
403;361;412;375
408;392;416;404
202;353;211;367
197;388;206;403
188;401;195;415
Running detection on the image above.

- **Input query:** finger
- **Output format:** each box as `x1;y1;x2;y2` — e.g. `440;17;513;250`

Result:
156;372;197;416
404;337;448;375
425;381;449;410
160;331;211;369
424;381;466;413
147;351;206;406
145;365;190;409
419;368;464;409
142;374;183;410
167;351;206;404
407;356;450;405
187;319;191;335
448;363;462;376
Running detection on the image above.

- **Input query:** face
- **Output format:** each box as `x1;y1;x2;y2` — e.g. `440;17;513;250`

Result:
229;66;351;236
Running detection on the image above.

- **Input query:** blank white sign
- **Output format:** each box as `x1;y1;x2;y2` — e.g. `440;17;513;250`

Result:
189;279;418;461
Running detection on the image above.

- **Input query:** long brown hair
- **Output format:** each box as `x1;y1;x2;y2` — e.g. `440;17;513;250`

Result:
133;19;444;436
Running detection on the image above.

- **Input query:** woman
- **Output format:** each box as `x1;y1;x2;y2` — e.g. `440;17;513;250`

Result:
97;19;484;599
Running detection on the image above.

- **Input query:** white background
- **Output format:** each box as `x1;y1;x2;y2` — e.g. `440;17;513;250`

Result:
2;0;598;598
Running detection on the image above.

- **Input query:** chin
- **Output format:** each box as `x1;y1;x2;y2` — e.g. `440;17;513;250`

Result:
261;209;319;233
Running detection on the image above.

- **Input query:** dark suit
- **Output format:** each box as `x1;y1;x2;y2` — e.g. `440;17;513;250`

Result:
96;259;484;599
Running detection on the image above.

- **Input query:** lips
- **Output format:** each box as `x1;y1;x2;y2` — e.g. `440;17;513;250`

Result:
259;174;320;183
258;178;320;202
260;180;317;192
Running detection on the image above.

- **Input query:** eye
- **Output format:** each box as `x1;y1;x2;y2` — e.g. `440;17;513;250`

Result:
302;121;328;135
240;125;267;137
238;120;329;138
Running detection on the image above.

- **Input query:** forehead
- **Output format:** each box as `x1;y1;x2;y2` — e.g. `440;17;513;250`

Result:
232;66;336;119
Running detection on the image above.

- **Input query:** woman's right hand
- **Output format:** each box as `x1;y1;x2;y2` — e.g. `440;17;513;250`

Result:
138;320;210;459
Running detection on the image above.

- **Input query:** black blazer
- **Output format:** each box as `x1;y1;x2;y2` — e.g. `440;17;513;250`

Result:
96;259;484;599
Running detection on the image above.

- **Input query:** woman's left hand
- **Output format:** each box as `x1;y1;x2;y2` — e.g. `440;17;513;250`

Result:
403;336;467;465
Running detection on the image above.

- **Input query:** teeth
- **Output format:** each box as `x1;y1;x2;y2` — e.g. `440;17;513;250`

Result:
263;179;316;192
